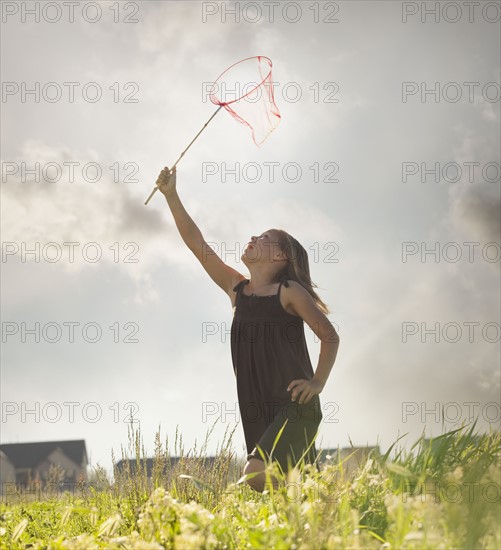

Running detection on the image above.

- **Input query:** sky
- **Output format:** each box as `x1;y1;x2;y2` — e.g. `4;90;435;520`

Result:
1;0;500;476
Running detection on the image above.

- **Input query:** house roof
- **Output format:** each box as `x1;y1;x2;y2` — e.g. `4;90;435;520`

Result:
0;450;13;462
0;440;87;469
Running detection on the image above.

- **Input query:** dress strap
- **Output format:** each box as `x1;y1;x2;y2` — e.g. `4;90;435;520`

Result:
277;279;290;298
232;279;249;292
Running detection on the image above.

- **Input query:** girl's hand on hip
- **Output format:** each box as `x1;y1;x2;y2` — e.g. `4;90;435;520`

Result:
287;378;324;405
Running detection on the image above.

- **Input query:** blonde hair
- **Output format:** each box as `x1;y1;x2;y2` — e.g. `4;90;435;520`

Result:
272;229;330;315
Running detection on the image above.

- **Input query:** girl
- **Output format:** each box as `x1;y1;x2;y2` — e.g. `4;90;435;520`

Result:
156;166;340;492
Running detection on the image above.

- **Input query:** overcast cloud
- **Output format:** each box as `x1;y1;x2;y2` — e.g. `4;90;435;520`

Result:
1;0;500;473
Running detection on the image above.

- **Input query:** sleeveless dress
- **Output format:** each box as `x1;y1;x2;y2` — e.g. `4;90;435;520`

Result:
231;278;323;471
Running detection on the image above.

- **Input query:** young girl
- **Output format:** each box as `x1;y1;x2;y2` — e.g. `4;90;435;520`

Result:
156;166;340;492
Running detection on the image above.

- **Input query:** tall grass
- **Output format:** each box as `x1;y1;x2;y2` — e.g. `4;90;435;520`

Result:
0;420;499;549
111;421;240;510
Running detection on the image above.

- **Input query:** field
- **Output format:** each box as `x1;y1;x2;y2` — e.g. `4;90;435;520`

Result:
1;422;499;549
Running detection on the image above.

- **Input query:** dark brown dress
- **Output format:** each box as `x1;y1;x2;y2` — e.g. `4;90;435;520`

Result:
231;278;322;471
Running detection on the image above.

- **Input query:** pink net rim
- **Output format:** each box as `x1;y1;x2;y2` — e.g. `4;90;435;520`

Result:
209;55;273;106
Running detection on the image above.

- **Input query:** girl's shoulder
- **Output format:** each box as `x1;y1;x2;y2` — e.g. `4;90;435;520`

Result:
279;280;311;300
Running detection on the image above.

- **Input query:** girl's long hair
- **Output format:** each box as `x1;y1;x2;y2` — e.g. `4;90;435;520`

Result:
272;229;330;315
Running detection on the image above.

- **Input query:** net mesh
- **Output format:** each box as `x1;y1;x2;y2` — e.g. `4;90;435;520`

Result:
209;56;281;146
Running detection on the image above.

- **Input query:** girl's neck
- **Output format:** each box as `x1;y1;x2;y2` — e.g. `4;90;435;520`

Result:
246;268;283;291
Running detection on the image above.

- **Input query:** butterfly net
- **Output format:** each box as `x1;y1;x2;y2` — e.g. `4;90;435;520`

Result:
209;56;281;146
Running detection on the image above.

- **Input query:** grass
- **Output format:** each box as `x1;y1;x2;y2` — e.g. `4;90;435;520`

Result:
0;419;499;549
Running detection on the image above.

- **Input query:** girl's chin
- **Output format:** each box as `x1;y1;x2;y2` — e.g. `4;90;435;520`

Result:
243;252;259;263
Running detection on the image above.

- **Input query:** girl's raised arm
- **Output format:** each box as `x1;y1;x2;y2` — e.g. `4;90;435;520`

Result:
156;167;246;297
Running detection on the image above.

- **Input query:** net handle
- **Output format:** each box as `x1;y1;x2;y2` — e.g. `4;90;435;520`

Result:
144;104;224;205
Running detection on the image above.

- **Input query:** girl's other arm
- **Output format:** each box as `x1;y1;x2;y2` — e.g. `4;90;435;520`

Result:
282;280;340;404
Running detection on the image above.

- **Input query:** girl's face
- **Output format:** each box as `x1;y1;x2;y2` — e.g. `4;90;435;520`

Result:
243;229;285;263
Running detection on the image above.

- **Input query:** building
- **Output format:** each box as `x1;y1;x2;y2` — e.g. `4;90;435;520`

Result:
318;445;380;476
0;451;16;494
114;455;242;488
115;456;218;476
0;440;88;489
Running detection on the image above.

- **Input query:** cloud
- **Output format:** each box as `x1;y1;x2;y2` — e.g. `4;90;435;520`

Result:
445;127;501;245
449;184;501;243
1;140;184;303
2;0;499;467
2;141;168;243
